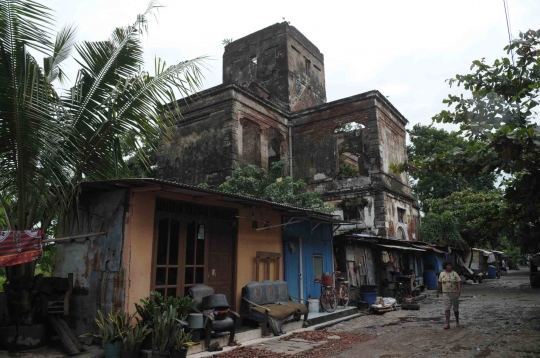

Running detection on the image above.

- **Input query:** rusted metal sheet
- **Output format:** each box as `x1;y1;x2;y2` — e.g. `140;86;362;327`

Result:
54;189;127;337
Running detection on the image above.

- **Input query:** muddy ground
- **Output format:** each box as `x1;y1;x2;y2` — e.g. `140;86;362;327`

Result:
330;268;540;358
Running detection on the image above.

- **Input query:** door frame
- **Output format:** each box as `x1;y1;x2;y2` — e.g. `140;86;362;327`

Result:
151;199;237;303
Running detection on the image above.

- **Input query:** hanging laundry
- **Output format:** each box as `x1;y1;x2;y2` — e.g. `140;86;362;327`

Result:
0;230;43;266
381;251;390;263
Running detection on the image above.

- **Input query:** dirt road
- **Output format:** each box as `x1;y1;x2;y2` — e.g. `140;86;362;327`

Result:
330;269;540;358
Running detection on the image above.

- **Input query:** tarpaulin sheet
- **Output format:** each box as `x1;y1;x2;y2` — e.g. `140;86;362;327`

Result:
0;230;43;266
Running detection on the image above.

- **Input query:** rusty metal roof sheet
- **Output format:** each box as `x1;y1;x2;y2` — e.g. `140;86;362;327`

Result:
81;178;340;220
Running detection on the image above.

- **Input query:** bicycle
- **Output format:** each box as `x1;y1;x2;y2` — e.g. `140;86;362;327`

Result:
393;282;409;304
314;275;338;313
334;271;350;307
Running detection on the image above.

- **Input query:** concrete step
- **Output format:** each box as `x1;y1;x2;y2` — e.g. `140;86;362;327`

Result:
306;307;359;326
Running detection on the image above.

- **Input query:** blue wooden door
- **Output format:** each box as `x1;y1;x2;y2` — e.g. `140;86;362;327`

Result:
283;237;301;299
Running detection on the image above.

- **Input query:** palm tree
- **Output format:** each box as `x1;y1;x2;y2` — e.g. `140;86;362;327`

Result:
0;0;204;242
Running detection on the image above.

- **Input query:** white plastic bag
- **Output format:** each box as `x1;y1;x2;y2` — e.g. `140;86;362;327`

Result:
383;297;396;306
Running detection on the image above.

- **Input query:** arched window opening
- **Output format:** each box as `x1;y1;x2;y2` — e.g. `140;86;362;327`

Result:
334;121;365;134
240;119;261;166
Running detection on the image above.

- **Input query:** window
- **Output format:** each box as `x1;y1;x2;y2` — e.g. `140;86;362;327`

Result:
183;221;206;297
313;255;324;280
398;208;406;223
397;227;407;241
240;119;261;166
250;55;257;65
304;57;311;75
153;218;181;298
334;122;365;134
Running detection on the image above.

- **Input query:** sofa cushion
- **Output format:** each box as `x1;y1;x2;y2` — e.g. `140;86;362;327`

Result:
252;304;296;321
283;301;308;315
243;282;264;306
260;280;277;304
273;280;289;302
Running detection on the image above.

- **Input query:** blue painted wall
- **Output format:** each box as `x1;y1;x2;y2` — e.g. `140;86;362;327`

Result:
283;220;333;300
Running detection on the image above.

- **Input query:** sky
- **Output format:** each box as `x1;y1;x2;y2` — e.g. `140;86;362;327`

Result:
42;0;540;132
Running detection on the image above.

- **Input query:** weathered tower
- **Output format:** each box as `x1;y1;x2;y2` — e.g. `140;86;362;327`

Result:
223;22;326;112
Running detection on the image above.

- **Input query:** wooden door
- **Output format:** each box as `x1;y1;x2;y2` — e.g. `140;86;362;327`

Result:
206;220;234;305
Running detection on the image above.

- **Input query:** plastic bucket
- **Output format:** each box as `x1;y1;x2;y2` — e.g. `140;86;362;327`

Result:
103;341;122;358
362;292;377;305
424;270;438;290
308;298;319;313
488;266;497;278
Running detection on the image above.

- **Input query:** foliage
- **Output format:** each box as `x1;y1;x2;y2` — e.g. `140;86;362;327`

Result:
420;190;507;249
163;296;194;321
396;29;540;251
123;324;152;352
218;160;333;213
37;244;56;276
338;160;359;179
153;306;184;352
171;325;193;350
222;38;234;46
82;310;134;343
0;0;204;238
134;291;162;326
402;124;496;211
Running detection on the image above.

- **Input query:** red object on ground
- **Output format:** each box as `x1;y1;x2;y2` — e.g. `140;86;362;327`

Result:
0;230;43;266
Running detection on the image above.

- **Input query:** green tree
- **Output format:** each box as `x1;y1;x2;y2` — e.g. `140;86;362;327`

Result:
218;160;332;213
400;29;540;252
406;124;496;211
0;0;204;237
421;190;507;249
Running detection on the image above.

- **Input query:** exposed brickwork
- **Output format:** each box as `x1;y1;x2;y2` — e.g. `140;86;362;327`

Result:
157;22;419;240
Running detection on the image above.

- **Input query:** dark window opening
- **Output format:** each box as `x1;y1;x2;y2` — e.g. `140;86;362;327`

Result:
304;57;311;75
184;221;205;294
338;152;359;178
343;205;361;221
153;218;181;298
398;208;406;223
313;255;324;280
241;119;261;166
268;137;282;168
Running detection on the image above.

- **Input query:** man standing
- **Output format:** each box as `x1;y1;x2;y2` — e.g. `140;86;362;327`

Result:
437;261;461;329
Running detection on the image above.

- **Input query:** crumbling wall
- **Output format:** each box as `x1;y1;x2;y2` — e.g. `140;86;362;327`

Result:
376;101;411;193
286;27;326;111
292;96;379;184
55;189;127;337
223;22;326;112
384;192;420;241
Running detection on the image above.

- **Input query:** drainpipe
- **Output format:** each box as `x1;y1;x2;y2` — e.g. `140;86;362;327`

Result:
299;237;303;300
288;125;293;179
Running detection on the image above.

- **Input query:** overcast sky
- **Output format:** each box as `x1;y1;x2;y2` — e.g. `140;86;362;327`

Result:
43;0;540;131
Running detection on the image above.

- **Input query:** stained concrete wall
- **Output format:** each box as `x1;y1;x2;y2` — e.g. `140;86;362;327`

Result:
223;22;325;111
55;189;127;337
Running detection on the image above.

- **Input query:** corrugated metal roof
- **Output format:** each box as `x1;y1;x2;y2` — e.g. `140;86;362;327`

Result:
81;178;336;218
378;244;426;252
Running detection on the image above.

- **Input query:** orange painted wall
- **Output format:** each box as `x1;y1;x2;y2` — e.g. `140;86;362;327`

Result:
123;191;156;313
235;207;283;310
122;189;283;313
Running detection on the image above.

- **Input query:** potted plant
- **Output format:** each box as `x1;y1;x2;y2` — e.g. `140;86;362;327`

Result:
134;292;161;349
152;306;185;358
164;296;195;320
82;310;133;358
122;324;152;358
171;326;193;358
